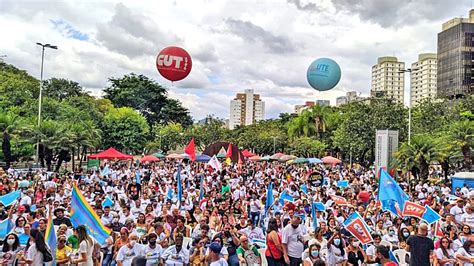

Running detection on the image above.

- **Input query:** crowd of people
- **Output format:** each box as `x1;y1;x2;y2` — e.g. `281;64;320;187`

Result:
0;159;472;266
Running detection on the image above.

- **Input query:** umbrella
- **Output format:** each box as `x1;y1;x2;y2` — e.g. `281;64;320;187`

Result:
242;149;255;157
307;158;323;164
196;154;211;162
166;153;182;159
249;155;261;161
292;158;309;164
322;156;342;165
279;155;297;162
153;152;166;158
261;156;271;161
140;155;160;163
270;153;285;160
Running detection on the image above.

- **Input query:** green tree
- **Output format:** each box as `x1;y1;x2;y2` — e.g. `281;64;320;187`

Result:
288;112;316;138
101;107;149;154
394;135;442;180
149;122;185;153
289;137;327;157
42;78;87;101
0;62;39;110
448;120;473;170
104;73;193;127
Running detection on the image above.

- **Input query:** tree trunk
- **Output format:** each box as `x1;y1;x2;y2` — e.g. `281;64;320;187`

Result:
419;158;429;180
71;147;75;172
55;149;69;172
44;147;53;171
461;144;472;170
441;160;450;183
2;132;12;170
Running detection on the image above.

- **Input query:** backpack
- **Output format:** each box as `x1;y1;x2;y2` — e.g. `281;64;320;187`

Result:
43;247;53;262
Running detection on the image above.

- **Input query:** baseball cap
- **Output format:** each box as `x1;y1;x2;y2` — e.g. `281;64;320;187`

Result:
209;242;222;253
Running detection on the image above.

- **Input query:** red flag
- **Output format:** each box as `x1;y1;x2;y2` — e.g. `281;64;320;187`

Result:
226;143;233;158
434;221;444;238
184;138;196;161
402;201;426;219
345;217;373;244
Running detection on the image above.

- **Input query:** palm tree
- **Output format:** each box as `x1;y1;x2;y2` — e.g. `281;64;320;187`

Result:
0;113;17;169
449;120;473;170
288;111;316;138
308;105;330;138
394;135;442;180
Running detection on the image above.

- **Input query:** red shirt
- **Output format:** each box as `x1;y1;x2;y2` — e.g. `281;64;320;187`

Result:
358;191;370;203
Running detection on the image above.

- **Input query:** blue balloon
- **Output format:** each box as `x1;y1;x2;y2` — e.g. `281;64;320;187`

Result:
306;58;341;91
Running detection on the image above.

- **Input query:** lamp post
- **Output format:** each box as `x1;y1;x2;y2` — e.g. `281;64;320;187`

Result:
36;43;58;164
398;68;418;145
271;136;277;154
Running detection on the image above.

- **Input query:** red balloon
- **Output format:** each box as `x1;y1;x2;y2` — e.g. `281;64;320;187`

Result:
156;46;192;82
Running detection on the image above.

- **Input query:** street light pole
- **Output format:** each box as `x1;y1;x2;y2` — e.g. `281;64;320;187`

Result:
271;136;277;154
36;43;58;165
398;68;418;145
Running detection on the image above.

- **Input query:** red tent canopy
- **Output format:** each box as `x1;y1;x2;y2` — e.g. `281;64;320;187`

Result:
140;155;160;163
88;147;133;160
242;149;255;157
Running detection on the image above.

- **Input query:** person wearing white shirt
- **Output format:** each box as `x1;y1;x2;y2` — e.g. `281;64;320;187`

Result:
116;234;145;266
451;200;465;225
454;240;474;266
461;204;474;231
162;235;189;265
143;233;163;266
435;237;457;266
239;220;265;244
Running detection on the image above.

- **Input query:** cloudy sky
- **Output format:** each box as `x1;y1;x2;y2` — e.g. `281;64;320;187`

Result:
0;0;469;120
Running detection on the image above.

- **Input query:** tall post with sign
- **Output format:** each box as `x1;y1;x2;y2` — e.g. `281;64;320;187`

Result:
375;130;399;177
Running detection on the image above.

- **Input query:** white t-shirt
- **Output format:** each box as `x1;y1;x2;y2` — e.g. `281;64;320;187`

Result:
451;205;464;224
26;243;43;265
435;248;455;266
454;247;474;266
78;239;95;266
162;245;189;265
461;212;474;229
116;244;145;266
144;244;163;266
281;224;304;258
210;257;229;266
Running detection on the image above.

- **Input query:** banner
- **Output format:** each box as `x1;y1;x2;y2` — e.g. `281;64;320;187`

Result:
343;213;373;244
422;205;442;224
330;195;350;206
87;159;100;171
402;201;426;219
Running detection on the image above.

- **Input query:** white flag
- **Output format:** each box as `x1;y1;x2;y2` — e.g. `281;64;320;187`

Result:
207;155;222;171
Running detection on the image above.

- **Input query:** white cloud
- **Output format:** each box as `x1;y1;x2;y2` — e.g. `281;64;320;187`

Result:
0;0;466;119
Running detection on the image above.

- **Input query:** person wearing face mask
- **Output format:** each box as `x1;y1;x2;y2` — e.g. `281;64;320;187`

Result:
346;237;366;266
162;234;189;265
143;232;163;266
303;244;322;266
0;233;21;265
454;239;474;265
116;233;145;266
282;212;305;266
406;223;434;266
326;231;347;266
453;228;470;251
382;226;399;246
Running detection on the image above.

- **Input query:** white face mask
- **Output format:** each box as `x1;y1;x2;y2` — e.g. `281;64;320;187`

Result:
129;240;136;246
6;239;15;246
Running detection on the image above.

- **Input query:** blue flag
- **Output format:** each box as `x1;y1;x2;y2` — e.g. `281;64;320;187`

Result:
0;219;13;239
102;197;114;208
100;165;111;176
199;175;205;201
313;202;326;211
265;183;274;212
389;250;400;265
135;170;141;184
311;202;318;230
177;165;182;202
381;200;400;217
337;180;349;188
279;190;294;204
378;169;408;210
167;188;173;200
18;233;29;245
0;190;21;207
422;205;442;224
301;184;308;195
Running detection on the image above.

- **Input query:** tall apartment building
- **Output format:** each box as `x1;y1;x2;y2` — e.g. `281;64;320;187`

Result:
336;96;348;106
315;100;330;106
336;91;364;106
371;57;405;104
229;89;265;130
437;9;474;98
410;53;438;106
